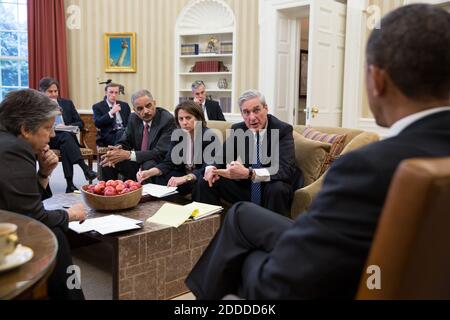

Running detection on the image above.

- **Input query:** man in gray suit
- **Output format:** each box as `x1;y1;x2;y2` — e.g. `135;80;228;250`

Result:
100;89;176;181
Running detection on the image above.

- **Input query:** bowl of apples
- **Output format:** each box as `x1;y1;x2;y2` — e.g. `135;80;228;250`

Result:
80;180;143;211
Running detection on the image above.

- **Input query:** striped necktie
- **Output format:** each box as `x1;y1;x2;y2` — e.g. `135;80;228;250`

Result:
250;133;262;205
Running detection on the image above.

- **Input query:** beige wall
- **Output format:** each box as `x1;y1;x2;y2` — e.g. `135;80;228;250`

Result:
64;0;259;111
361;0;406;118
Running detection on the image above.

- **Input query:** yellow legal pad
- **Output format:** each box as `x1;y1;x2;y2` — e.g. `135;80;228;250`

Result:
146;202;223;228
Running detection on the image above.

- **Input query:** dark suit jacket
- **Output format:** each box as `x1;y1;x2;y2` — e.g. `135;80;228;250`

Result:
92;98;131;146
0;131;69;230
57;98;84;129
205;99;226;121
217;114;300;186
156;127;219;180
243;110;450;299
117;107;176;168
51;98;84;147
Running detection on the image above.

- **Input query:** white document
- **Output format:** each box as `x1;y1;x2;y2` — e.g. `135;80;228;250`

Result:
184;202;223;220
146;203;193;228
142;183;178;198
69;215;143;235
55;125;80;134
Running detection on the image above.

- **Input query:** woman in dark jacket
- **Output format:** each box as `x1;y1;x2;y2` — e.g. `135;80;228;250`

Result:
0;89;86;300
137;100;218;196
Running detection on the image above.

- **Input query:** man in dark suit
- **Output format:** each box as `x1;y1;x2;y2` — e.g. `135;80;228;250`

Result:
100;89;176;181
39;77;97;193
194;89;301;216
192;80;226;121
92;82;131;147
186;4;450;299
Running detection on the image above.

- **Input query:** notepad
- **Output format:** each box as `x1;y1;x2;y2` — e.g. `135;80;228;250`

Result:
146;203;193;228
142;183;178;198
69;215;142;235
146;201;223;228
184;202;223;220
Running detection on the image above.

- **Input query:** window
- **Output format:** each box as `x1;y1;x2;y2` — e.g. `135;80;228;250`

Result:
0;0;28;101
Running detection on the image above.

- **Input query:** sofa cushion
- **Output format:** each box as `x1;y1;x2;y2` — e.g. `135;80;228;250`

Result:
293;131;331;186
302;127;347;175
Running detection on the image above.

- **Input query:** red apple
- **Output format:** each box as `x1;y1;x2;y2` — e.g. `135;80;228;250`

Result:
115;183;126;193
106;180;117;188
104;186;117;196
94;184;105;195
120;188;131;194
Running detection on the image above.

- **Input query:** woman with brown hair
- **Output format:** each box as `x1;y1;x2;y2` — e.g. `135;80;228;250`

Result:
137;100;218;195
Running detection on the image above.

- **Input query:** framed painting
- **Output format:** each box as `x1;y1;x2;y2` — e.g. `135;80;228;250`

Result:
299;50;308;97
104;32;136;73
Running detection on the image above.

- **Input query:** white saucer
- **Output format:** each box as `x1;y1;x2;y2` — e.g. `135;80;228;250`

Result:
0;244;34;273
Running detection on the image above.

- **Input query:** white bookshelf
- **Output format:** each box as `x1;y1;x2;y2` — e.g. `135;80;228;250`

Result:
175;0;236;115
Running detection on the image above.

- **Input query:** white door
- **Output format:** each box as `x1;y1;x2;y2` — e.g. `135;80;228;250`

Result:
306;0;346;126
273;12;299;124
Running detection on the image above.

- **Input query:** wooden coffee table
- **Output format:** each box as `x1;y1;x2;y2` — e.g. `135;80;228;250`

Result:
44;193;221;300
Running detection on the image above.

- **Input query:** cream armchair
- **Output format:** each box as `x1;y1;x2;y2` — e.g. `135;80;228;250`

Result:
290;126;379;218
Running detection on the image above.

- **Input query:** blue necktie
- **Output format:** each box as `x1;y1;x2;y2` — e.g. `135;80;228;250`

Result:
251;134;262;205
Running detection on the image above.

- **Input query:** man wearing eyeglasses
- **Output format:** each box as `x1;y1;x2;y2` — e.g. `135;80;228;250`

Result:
191;80;226;121
194;89;302;216
99;89;176;181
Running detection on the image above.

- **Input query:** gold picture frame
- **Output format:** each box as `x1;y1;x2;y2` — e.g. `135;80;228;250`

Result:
104;32;136;73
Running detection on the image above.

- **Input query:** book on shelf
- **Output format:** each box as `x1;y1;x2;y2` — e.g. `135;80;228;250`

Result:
220;41;233;54
179;96;194;104
191;61;228;73
181;44;199;55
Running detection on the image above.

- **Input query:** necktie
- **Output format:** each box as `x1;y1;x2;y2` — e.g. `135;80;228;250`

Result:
141;123;149;151
251;133;262;205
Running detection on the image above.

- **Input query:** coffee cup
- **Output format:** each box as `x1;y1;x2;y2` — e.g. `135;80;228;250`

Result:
0;223;19;264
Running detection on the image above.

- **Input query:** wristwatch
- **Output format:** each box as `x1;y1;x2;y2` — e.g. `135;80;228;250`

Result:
185;174;194;183
37;171;50;179
248;167;254;180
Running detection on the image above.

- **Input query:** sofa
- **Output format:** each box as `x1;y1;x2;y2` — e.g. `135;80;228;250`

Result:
206;121;380;219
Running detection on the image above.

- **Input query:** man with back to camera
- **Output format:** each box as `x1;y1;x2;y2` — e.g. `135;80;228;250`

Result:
92;82;131;147
186;4;450;299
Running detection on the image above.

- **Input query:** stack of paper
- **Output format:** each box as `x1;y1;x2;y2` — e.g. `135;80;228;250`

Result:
146;203;193;228
55;125;80;134
69;215;142;235
146;201;223;228
142;183;178;198
184;202;223;220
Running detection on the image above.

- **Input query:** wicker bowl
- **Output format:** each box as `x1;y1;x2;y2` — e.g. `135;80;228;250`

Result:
80;185;142;211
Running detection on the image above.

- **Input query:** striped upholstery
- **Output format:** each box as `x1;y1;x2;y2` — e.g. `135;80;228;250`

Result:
302;126;347;174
